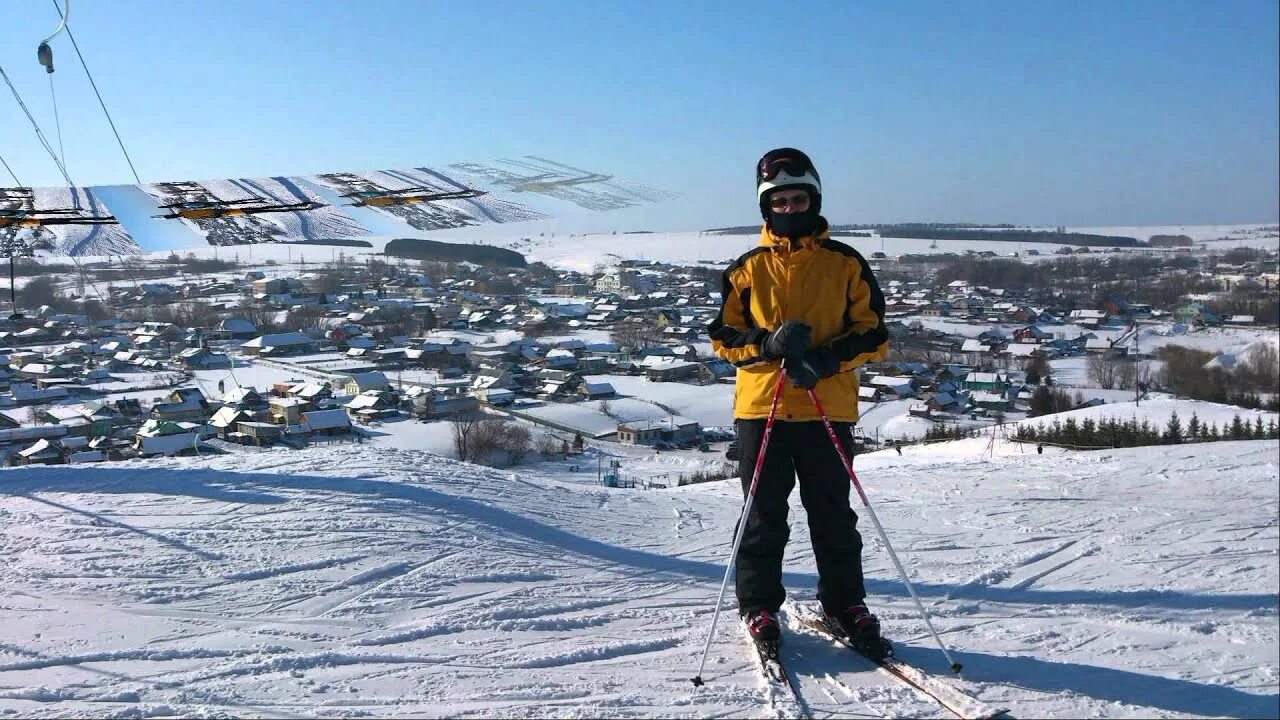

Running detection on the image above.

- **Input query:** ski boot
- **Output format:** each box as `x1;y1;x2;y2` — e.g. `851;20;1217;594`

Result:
744;609;782;658
831;603;893;660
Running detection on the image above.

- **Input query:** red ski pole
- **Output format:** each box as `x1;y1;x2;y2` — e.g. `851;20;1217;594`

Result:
691;366;788;687
806;387;964;673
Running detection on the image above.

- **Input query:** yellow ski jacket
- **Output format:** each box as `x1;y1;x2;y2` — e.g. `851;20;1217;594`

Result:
708;220;889;422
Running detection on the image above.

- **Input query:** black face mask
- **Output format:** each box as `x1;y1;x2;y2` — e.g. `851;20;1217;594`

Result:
768;208;821;239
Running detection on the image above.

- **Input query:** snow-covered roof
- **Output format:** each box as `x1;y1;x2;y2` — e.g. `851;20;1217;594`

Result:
241;332;316;349
300;409;351;431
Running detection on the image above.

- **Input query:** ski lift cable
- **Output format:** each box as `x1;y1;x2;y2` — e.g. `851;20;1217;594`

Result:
0;64;76;187
48;0;142;185
47;73;67;177
0;153;20;186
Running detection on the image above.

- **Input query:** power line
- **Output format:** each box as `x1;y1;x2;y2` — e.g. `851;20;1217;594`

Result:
0;154;20;186
0;63;76;187
51;0;142;184
47;73;67;174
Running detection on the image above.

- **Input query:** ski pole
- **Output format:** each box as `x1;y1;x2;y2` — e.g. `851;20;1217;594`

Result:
806;387;964;674
691;366;788;687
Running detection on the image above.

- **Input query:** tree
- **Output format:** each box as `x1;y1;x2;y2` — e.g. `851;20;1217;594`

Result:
1024;355;1051;386
451;413;481;461
27;403;50;425
504;425;532;464
1186;413;1201;440
1163;411;1183;444
1087;354;1119;389
572;432;584;453
284;305;327;333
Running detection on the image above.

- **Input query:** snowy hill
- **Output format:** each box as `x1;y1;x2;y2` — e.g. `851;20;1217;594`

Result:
1;437;1276;717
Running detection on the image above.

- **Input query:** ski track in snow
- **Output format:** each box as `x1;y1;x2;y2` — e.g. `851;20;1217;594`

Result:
0;438;1276;718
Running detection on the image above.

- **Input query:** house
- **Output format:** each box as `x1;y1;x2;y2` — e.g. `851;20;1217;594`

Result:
9;383;70;405
1012;326;1052;343
240;332;319;357
474;387;515;406
134;419;200;456
926;392;964;413
292;383;334;406
1084;338;1113;354
220;386;265;410
971;390;1012;412
616;416;700;446
405;390;480;419
867;375;916;399
580;381;616;400
961;372;1010;392
151;388;211;422
175;347;232;370
858;385;885;403
644;359;701;383
268;397;306;425
13;438;67;465
217;317;258;338
299;408;352;436
698;359;735;383
209;407;254;438
232;421;283;446
344;391;399;421
341;372;391;395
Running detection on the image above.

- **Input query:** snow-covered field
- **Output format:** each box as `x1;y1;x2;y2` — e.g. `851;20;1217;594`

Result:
63;223;1278;272
1;412;1276;718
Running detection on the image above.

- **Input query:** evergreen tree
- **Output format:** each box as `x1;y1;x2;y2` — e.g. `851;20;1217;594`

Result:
1230;414;1246;440
1063;417;1080;447
1268;418;1279;439
1209;422;1221;441
1254;416;1265;440
1081;418;1097;446
1163;411;1183;444
573;432;584;453
1186;413;1201;440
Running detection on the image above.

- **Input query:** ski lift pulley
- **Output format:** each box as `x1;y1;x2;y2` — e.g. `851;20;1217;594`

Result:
38;0;72;73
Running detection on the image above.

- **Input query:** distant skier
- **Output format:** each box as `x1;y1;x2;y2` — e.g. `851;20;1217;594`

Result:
708;148;890;655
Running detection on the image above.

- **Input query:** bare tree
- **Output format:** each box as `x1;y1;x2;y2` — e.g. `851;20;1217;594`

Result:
284;305;327;333
467;416;507;464
1087;353;1118;389
505;425;532;464
1116;359;1137;390
535;434;561;456
27;403;51;425
451;413;482;461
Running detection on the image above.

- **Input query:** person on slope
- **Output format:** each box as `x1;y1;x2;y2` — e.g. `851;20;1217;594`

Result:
708;148;890;655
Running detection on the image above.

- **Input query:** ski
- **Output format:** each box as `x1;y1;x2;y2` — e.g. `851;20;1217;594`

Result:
744;623;809;719
786;602;1008;720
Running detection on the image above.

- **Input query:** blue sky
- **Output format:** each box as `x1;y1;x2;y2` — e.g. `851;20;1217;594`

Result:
1;0;1276;233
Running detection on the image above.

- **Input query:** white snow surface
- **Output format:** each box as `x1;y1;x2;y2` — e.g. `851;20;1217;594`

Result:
1;419;1277;718
29;186;142;256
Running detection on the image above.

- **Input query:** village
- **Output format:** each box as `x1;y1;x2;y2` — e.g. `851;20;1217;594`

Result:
0;238;1275;472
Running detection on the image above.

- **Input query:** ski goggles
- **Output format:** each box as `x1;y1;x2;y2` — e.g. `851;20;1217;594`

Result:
758;156;816;183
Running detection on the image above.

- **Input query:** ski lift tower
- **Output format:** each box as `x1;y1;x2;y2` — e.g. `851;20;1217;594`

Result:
0;234;35;319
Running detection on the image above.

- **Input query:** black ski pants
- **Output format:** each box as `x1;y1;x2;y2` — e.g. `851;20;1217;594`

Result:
734;418;865;617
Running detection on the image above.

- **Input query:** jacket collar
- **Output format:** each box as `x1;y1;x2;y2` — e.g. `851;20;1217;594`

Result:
758;215;831;252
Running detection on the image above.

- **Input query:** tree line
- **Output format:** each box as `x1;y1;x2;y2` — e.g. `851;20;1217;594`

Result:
1014;412;1279;448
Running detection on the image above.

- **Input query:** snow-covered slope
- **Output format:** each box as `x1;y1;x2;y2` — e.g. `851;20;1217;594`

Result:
1;437;1276;718
29;186;143;256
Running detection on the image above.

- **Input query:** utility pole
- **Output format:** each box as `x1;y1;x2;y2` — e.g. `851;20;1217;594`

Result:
1;234;34;319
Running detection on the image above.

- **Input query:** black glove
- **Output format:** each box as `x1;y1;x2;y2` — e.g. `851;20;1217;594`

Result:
760;321;811;361
788;347;841;391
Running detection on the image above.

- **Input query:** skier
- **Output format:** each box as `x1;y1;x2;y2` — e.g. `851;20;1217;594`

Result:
708;148;890;656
